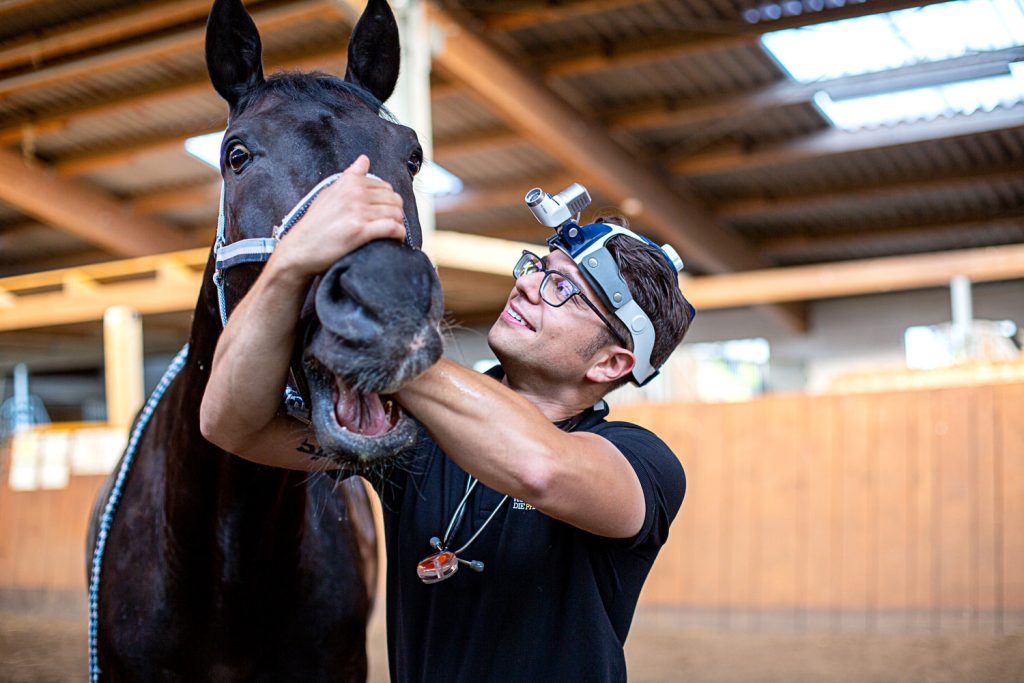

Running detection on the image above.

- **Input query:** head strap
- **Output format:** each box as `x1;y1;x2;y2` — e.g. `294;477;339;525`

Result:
547;222;684;386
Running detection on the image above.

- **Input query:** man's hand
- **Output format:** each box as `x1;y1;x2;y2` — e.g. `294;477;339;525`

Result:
271;154;406;279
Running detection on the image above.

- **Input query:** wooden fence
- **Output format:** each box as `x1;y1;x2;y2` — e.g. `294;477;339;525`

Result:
617;382;1024;632
1;382;1021;631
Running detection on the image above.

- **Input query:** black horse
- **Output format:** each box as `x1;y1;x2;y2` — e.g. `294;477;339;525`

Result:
86;0;443;679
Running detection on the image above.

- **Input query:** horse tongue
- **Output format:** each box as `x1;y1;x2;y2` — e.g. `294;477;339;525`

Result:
334;383;389;436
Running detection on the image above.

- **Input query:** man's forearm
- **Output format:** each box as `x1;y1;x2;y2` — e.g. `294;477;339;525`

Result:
200;256;311;448
395;360;567;500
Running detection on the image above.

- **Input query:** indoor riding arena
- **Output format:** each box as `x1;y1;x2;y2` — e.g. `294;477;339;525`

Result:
1;0;1023;681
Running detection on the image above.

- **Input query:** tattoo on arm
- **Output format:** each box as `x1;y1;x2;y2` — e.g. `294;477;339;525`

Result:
297;437;327;460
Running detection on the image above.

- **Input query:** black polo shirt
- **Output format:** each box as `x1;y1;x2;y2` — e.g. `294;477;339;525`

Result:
367;370;686;682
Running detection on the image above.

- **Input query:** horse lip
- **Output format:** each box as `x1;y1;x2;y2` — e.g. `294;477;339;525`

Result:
302;356;419;464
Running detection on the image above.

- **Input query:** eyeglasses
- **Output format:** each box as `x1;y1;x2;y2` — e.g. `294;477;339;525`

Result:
512;251;629;348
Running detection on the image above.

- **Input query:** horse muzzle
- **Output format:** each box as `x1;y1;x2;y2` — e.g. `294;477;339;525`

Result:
298;239;443;464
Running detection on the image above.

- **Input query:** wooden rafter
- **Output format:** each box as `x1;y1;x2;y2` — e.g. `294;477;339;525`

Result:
717;168;1024;221
0;48;349;145
484;0;651;32
0;147;189;256
673;107;1024;177
0;0;214;72
685;243;1024;309
537;0;954;78
3;236;1023;332
758;216;1024;257
0;0;331;98
435;175;573;216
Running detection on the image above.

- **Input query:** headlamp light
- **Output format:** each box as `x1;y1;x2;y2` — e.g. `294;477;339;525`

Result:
524;182;686;386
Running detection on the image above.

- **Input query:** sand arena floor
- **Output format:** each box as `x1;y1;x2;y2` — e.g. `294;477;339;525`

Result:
1;605;1022;682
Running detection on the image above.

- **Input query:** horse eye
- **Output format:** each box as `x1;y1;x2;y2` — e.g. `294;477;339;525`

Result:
407;151;422;177
227;143;251;173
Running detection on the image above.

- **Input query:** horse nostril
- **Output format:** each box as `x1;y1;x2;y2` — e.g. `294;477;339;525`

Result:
316;262;384;346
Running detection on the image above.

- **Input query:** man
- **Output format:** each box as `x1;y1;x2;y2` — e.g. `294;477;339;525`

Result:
200;156;694;681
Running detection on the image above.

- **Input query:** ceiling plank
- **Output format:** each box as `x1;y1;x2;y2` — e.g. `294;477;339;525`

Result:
0;0;332;98
0;0;214;72
673;107;1024;177
432;128;522;162
484;0;652;32
131;181;220;215
0;48;349;145
539;0;953;78
608;46;1024;133
54;125;223;176
0;147;190;256
758;216;1024;257
435;175;573;216
717;167;1024;221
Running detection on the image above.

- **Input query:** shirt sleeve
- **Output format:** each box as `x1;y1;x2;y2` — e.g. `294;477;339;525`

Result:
591;421;686;549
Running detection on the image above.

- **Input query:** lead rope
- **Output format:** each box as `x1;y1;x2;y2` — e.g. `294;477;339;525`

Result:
88;343;190;682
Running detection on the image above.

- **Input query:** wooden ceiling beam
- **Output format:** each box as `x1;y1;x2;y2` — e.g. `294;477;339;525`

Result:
432;128;523;162
0;0;214;72
484;0;652;32
0;48;349;146
435;175;573;216
685;242;1024;310
673;107;1024;177
0;0;332;98
5;236;1023;331
538;0;953;78
0;147;189;256
717;168;1024;221
131;181;220;215
758;216;1024;257
608;46;1024;133
54;125;224;177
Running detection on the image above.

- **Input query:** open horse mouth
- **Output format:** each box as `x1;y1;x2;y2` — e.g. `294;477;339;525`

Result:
298;324;434;466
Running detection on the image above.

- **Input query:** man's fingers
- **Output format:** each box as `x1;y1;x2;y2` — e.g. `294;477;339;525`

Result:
365;218;407;241
343;154;370;175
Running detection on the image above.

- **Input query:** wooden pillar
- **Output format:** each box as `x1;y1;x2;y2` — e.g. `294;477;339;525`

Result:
103;306;143;428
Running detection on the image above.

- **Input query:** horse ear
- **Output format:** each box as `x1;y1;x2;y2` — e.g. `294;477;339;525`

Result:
344;0;400;103
206;0;265;108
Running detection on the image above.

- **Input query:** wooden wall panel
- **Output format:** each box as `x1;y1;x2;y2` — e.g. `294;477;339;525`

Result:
997;383;1024;616
619;381;1024;632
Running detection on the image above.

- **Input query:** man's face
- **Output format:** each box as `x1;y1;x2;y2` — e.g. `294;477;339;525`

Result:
487;250;618;381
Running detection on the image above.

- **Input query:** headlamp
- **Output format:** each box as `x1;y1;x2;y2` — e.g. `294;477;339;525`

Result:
524;183;685;386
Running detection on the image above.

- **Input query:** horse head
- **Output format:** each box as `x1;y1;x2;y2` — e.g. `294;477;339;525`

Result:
206;0;444;467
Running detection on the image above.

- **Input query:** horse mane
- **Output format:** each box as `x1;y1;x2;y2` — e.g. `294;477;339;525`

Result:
234;70;399;123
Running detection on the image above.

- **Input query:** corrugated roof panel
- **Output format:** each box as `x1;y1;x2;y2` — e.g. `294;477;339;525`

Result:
689;119;1024;202
431;93;505;139
79;153;214;196
0;0;136;43
768;220;1024;266
441;143;561;187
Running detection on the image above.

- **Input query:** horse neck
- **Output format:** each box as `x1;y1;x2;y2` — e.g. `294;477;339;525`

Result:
156;257;309;539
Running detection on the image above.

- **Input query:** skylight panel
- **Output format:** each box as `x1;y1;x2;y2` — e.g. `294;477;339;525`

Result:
761;0;1024;83
814;72;1024;130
